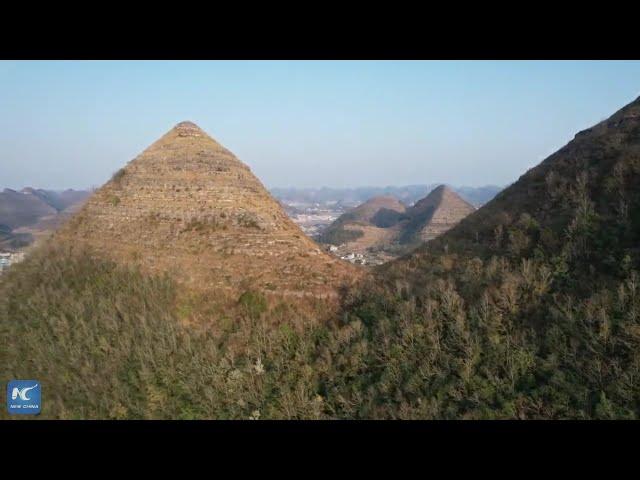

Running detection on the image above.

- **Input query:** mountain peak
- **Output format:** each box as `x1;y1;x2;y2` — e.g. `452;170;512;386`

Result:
403;185;475;242
172;121;204;136
427;184;453;200
176;120;199;127
145;121;227;154
411;184;472;212
57;122;360;298
165;121;215;140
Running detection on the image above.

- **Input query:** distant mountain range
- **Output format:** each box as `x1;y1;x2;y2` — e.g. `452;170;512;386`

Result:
270;184;502;208
0;188;91;251
0;188;91;228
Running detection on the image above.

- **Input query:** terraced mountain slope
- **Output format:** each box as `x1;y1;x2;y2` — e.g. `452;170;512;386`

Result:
56;121;359;297
400;185;475;243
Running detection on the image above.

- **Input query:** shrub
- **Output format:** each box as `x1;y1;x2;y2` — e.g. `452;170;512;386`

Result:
237;213;261;230
238;290;267;319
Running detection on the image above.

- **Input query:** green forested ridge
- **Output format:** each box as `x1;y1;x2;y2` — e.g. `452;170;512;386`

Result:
1;97;640;419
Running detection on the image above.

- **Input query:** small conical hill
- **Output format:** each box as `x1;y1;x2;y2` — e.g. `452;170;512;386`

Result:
400;185;475;243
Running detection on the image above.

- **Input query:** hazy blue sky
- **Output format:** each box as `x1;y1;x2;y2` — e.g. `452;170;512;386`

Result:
1;60;639;190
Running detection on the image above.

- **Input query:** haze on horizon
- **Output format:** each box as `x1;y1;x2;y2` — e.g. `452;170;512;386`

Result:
1;60;639;191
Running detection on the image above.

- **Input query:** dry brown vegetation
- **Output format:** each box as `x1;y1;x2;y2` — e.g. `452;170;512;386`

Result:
55;121;360;297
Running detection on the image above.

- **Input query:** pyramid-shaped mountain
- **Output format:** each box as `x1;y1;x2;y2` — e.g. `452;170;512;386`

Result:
400;184;476;243
56;121;358;296
346;196;407;225
319;196;406;246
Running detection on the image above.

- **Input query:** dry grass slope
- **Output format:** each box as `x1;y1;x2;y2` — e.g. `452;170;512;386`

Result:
55;121;361;298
